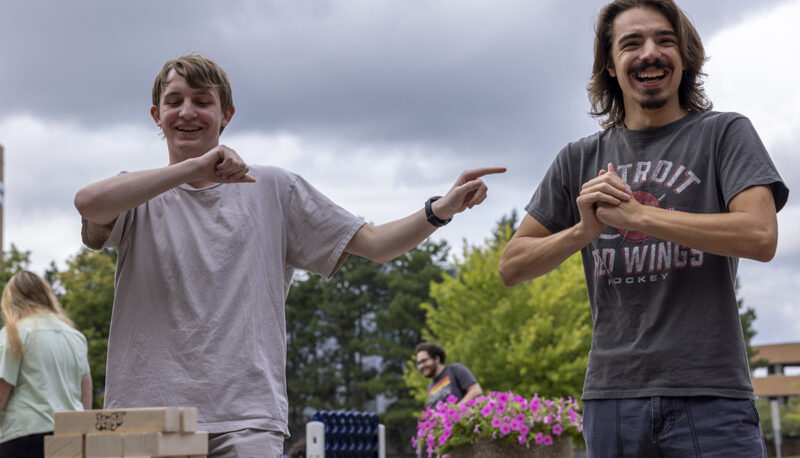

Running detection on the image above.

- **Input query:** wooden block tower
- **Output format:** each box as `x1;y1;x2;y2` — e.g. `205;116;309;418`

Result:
45;407;207;458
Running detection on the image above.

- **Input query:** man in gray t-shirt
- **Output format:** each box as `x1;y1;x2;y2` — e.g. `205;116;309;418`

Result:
499;1;787;456
415;342;482;407
74;54;504;458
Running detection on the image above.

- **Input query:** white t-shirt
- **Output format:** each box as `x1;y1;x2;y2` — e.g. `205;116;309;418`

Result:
0;314;90;443
102;165;364;434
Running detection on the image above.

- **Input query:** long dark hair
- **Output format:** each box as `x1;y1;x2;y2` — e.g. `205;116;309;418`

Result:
588;0;712;128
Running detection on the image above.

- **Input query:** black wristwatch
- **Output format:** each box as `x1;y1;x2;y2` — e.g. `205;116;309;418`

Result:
425;196;453;227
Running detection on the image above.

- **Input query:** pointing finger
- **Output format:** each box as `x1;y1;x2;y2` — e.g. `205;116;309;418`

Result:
461;167;506;182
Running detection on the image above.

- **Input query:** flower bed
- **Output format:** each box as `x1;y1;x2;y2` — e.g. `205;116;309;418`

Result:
413;391;583;458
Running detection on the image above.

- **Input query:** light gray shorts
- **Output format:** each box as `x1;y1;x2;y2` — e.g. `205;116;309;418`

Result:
207;428;285;458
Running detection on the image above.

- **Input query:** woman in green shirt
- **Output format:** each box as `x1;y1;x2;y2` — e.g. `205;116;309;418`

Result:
0;271;91;458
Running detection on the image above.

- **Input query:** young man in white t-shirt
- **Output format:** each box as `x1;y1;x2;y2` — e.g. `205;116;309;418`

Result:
75;54;504;458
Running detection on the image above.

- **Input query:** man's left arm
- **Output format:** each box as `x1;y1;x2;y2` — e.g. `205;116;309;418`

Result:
346;167;505;263
596;183;778;262
458;382;484;407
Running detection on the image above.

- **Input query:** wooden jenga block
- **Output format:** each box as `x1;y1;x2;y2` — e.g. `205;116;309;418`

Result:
54;407;180;435
179;407;198;432
85;432;123;457
44;434;83;458
122;431;208;456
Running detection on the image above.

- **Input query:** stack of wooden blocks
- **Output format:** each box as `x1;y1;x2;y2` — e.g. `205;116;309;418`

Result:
44;407;208;458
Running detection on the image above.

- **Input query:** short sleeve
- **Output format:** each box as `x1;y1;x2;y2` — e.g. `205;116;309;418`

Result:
525;146;578;233
285;174;364;278
102;172;135;250
78;331;91;376
718;115;789;211
450;363;478;391
0;329;21;386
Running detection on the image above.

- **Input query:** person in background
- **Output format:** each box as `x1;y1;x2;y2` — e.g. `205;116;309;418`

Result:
0;270;92;458
415;342;482;407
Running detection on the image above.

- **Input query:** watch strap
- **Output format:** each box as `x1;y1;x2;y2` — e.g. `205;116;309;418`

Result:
425;196;452;227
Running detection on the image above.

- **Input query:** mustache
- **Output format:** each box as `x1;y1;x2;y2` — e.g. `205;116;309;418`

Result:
629;58;673;74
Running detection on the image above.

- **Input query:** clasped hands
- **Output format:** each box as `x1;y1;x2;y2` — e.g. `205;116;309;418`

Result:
577;163;646;238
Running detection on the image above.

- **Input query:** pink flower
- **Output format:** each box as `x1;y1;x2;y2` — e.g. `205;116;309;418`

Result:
529;396;541;413
568;408;577;423
426;435;435;447
410;391;582;456
446;395;458;404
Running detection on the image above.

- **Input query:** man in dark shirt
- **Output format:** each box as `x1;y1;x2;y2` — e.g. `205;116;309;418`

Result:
498;0;787;456
415;342;482;407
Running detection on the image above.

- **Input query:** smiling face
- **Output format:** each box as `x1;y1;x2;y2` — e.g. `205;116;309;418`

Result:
150;69;234;163
608;6;685;127
416;350;440;378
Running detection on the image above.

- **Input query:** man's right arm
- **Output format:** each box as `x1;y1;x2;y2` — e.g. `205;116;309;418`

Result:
498;163;631;286
75;145;255;248
76;163;203;249
498;215;591;286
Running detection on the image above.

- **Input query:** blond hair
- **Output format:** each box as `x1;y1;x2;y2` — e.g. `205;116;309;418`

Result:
1;271;76;359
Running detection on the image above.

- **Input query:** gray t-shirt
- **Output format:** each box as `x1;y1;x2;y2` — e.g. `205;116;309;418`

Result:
526;111;788;400
426;363;478;406
102;165;364;434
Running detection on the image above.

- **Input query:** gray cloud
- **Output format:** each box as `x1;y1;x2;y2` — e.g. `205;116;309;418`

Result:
2;0;783;154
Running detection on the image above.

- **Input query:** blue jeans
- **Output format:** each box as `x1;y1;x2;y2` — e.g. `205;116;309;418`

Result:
583;396;766;457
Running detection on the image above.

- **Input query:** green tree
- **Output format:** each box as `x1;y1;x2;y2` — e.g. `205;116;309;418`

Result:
54;248;116;408
757;396;800;441
285;240;449;453
1;244;32;293
405;223;592;404
737;279;767;371
373;240;452;452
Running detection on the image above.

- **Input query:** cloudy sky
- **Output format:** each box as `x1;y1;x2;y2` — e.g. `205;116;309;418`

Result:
1;0;797;345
